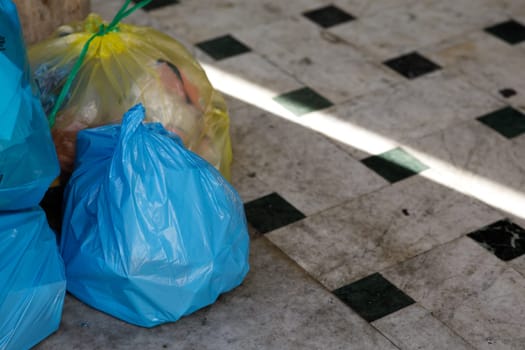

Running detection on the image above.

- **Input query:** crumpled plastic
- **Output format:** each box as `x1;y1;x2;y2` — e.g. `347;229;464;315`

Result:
0;0;60;210
29;14;232;179
60;104;249;327
0;207;67;350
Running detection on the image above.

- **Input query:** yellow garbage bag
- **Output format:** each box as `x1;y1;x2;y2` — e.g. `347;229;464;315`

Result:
29;13;232;179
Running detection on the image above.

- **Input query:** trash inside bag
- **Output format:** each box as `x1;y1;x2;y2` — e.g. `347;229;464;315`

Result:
0;207;67;350
0;0;60;210
29;13;232;179
61;104;249;327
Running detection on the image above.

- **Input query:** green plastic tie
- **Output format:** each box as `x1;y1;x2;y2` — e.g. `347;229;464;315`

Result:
47;0;152;128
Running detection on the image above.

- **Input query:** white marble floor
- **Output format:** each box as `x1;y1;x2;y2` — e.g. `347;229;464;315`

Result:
37;0;525;349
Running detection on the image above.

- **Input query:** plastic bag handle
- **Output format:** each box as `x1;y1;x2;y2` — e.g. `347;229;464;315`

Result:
47;0;153;128
119;103;146;143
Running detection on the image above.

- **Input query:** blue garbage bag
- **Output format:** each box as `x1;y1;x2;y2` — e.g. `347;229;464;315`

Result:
0;208;67;350
61;104;250;327
0;0;59;210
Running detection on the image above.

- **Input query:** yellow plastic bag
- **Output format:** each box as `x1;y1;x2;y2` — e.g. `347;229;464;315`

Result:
29;13;232;179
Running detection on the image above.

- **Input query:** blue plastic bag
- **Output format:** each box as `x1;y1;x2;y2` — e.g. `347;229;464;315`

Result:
0;0;59;210
61;104;250;327
0;208;67;350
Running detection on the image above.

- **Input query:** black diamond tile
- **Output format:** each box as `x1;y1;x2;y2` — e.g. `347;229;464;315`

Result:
273;87;333;116
333;273;415;322
133;0;179;11
303;5;355;28
485;19;525;45
196;34;251;61
383;52;441;79
361;148;429;183
244;192;306;234
468;219;525;261
477;106;525;139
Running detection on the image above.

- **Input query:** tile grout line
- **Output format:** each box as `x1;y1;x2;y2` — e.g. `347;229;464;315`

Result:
371;302;480;350
258;235;402;350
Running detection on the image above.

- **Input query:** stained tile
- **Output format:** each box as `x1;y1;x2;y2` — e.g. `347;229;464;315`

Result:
133;0;179;11
330;2;502;60
425;31;525;107
383;52;441;79
151;1;327;43
202;52;303;112
333;273;415;322
230;105;386;216
235;16;358;64
485;19;525;45
267;176;502;291
477;106;525;139
372;304;475;350
399;238;525;350
301;71;502;160
331;0;420;17
273;87;333;116
196;34;251;61
382;237;507;323
303;5;355;28
361;148;428;183
230;162;272;204
467;219;525;261
235;17;400;104
437;268;525;350
244;193;306;234
400;120;525;218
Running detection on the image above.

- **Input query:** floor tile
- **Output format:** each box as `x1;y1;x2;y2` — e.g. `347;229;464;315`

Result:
286;54;400;104
229;104;387;216
200;52;303;112
382;237;507;323
273;87;333;116
36;239;399;350
361;147;429;183
401;119;525;217
330;2;502;60
333;273;415;322
303;5;355;28
423;31;514;67
133;0;179;11
235;17;361;67
424;32;525;107
267;176;502;290
230;162;272;204
150;0;326;44
372;304;475;350
485;19;525;45
477;106;525;139
383;52;441;79
235;17;400;104
509;254;525;279
332;0;421;17
467;219;525;261
244;193;306;234
301;71;503;159
196;34;251;61
440;268;525;350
